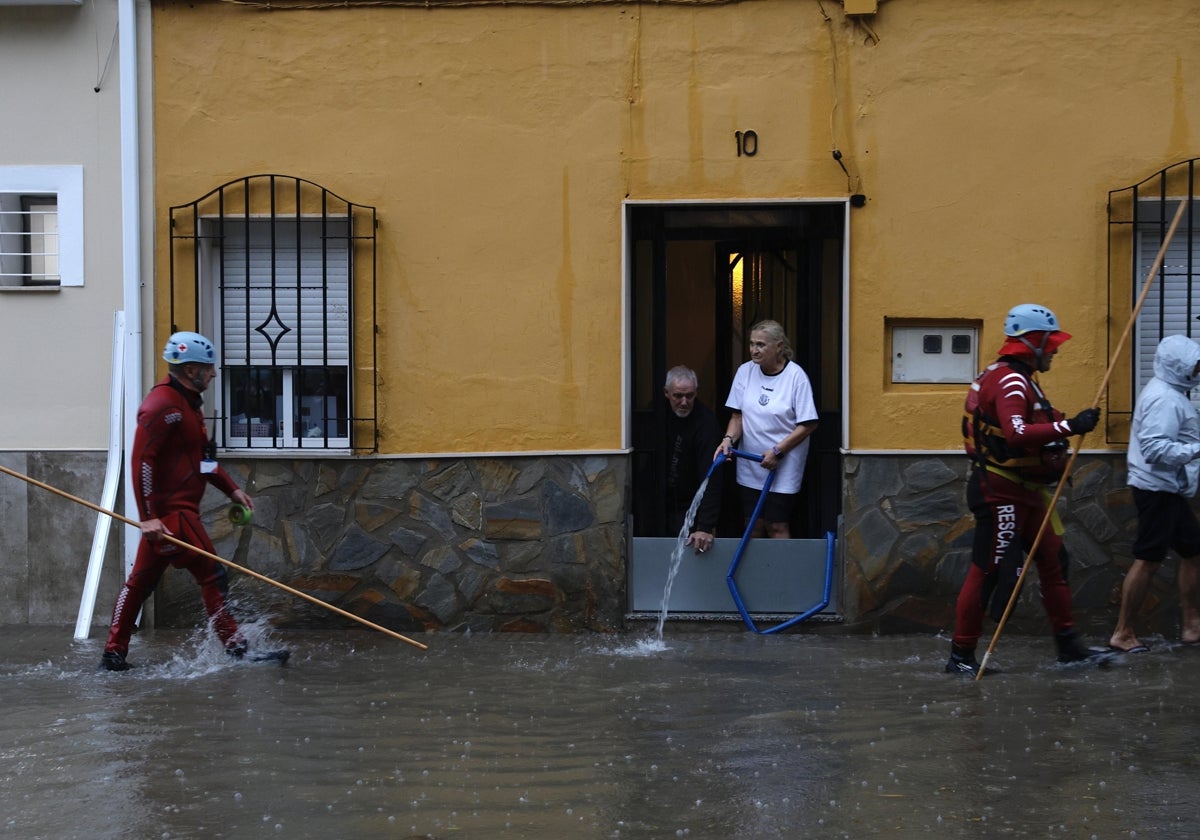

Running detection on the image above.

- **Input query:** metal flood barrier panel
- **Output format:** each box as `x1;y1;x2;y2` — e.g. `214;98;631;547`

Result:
628;536;840;619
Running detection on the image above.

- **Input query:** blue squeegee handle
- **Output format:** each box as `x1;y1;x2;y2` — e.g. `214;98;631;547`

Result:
704;448;763;481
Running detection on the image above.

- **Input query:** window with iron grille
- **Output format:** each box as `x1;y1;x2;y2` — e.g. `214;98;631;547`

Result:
0;165;82;289
170;175;378;452
1108;159;1200;440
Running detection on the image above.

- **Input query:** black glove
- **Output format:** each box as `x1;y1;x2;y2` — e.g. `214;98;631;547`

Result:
1067;407;1100;435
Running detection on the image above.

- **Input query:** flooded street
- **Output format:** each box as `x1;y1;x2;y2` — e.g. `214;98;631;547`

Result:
2;624;1198;839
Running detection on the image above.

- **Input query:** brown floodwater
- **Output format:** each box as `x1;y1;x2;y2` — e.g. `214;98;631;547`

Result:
2;621;1198;839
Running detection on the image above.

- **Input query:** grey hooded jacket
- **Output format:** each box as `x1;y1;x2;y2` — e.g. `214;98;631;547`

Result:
1128;334;1200;496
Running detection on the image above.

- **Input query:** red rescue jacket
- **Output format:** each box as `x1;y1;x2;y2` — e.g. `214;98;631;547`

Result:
132;375;238;520
962;357;1074;483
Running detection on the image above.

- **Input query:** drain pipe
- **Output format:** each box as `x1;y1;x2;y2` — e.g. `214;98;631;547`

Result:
117;0;144;599
74;0;145;639
74;312;125;639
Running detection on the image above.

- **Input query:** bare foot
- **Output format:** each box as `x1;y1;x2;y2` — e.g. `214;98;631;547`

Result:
1180;622;1200;645
1108;634;1145;652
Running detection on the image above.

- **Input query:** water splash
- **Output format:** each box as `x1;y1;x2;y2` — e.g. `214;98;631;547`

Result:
147;617;287;680
652;476;711;645
601;636;668;657
631;637;668;655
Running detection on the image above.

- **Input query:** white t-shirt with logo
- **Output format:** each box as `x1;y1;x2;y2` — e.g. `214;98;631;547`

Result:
725;360;818;495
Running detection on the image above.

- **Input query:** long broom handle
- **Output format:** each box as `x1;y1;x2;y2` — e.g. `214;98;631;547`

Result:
0;463;429;651
976;197;1189;680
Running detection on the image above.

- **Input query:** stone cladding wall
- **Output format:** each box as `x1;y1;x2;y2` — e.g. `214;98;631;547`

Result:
7;450;1197;642
841;452;1193;641
0;451;121;625
157;455;628;634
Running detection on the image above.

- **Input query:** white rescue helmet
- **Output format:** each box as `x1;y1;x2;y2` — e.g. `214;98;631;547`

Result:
1004;304;1061;337
162;331;216;365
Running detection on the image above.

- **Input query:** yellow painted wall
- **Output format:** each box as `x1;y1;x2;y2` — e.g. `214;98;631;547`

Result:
152;0;1200;454
842;1;1199;452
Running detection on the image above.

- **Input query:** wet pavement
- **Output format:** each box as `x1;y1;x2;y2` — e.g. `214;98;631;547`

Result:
2;622;1198;839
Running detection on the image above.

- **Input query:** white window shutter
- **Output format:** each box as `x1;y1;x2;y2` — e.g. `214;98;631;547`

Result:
220;219;350;366
1136;212;1200;406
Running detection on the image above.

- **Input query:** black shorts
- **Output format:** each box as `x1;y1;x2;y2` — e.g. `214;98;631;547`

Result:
739;484;797;525
1131;488;1200;563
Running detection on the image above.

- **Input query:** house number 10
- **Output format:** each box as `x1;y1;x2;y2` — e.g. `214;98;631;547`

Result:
735;130;758;157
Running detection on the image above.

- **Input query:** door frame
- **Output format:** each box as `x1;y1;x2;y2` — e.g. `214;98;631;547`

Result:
622;197;850;452
622;198;850;616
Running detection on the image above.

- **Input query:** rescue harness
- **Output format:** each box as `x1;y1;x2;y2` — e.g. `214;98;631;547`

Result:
963;359;1068;481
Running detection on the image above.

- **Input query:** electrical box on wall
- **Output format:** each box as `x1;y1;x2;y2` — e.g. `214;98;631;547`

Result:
892;325;978;384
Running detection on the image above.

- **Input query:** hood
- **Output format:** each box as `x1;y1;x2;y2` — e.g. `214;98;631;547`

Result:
997;329;1071;359
1153;334;1200;390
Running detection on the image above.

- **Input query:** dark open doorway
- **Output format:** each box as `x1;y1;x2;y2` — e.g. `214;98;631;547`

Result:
628;201;844;545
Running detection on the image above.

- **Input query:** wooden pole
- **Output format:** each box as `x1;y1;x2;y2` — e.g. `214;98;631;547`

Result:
975;197;1188;679
0;463;429;651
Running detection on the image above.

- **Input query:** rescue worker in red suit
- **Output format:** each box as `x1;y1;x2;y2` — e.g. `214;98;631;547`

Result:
100;331;255;671
946;304;1104;675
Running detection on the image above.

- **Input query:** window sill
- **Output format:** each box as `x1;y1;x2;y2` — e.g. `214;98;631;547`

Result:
0;286;61;293
219;448;354;458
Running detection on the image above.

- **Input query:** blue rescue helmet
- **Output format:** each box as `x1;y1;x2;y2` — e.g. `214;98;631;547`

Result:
162;331;216;365
1004;303;1061;337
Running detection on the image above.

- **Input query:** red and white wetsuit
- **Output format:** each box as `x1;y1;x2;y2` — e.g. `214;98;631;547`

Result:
953;356;1078;650
104;376;243;656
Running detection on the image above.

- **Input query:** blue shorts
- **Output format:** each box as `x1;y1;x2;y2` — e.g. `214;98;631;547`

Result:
1132;488;1200;563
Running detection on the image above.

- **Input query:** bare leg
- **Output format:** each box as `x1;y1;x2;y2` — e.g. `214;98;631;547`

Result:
1109;559;1155;651
766;521;791;539
746;518;766;538
1177;555;1200;644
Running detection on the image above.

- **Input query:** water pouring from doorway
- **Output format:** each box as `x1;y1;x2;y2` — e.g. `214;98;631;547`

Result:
651;475;712;646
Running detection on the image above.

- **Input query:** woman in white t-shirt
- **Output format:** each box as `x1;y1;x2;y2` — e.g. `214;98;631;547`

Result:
715;320;819;538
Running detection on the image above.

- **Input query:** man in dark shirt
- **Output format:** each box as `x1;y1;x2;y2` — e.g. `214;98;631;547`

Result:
663;366;722;553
